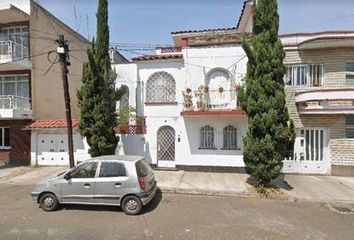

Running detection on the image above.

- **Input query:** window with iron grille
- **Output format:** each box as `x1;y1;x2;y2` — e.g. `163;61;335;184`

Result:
223;125;237;149
200;125;215;148
0;127;10;148
119;85;129;124
146;71;176;102
285;64;324;87
345;115;354;138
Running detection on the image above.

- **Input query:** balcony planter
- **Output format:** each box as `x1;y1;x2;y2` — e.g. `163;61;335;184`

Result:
186;88;192;94
203;85;209;93
196;101;206;110
235;84;241;92
218;87;224;93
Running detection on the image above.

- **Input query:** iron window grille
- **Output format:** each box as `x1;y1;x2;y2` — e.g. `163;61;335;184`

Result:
223;125;237;149
200;125;215;148
146;71;176;102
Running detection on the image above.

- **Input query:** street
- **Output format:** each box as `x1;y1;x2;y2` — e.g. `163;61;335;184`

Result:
0;181;353;240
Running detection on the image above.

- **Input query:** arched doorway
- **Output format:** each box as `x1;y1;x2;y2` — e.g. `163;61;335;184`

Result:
157;126;175;168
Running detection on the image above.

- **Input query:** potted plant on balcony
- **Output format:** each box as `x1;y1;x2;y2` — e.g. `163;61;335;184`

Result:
235;84;241;93
184;94;193;108
218;86;224;93
203;85;209;93
195;85;207;110
186;87;192;94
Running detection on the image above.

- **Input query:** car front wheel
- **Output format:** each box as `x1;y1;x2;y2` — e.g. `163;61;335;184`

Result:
39;193;59;212
121;195;142;215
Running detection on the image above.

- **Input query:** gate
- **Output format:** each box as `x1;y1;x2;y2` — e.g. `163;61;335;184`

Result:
157;126;175;168
283;128;330;174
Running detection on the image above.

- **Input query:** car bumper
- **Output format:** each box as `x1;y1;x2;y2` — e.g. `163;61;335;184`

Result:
139;182;157;205
31;192;40;203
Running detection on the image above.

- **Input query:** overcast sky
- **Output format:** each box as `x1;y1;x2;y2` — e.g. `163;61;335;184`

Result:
38;0;354;56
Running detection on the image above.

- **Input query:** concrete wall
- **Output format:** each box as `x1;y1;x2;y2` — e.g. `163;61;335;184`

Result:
29;0;88;119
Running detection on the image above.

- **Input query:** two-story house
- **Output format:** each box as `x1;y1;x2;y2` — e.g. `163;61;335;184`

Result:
281;31;354;176
0;0;89;166
114;1;253;171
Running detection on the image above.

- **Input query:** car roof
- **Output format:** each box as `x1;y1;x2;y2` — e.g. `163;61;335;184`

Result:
89;155;144;162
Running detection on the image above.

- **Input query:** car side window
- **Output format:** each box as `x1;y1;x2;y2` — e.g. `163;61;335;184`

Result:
99;162;126;177
70;162;98;178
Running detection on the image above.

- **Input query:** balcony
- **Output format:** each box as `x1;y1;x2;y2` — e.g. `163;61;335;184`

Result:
0;40;29;64
295;88;354;115
0;95;32;118
181;87;246;116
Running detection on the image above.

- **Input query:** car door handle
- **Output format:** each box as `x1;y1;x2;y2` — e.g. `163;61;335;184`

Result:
84;183;91;188
115;183;121;188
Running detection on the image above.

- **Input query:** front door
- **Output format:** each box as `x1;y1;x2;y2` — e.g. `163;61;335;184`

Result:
283;128;330;174
60;161;98;204
157;126;175;168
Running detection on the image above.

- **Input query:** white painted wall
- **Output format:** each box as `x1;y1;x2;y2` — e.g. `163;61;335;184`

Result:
114;44;249;168
0;0;30;14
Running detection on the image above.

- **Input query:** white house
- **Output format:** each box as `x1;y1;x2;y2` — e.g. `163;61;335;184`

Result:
114;1;253;171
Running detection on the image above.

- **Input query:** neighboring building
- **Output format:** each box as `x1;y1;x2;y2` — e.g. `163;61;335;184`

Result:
0;0;89;166
114;1;253;170
281;31;354;176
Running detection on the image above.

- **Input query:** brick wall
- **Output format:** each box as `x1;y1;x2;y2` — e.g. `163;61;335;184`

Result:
284;48;354;167
0;120;31;165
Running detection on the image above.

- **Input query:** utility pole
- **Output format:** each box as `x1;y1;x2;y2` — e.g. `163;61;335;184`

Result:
57;35;75;168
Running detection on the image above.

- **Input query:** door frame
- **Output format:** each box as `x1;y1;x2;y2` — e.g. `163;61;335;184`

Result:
156;125;176;168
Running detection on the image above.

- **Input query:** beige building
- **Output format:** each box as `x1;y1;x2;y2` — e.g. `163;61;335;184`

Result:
0;0;89;165
281;31;354;176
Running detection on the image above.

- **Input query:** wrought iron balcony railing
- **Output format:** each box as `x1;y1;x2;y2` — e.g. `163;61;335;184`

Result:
0;40;29;63
0;95;31;110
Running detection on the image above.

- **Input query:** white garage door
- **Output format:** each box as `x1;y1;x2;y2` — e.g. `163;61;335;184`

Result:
37;134;69;166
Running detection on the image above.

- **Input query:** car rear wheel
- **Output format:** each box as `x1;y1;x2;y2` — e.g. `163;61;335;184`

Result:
39;193;58;212
121;195;142;215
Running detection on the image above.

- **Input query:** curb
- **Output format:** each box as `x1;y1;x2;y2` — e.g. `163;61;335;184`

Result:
158;186;354;205
158;187;256;198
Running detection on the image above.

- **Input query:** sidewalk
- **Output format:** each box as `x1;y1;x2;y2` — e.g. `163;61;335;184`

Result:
154;170;354;204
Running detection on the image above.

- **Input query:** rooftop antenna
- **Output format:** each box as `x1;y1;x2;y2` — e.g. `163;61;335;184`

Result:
73;6;82;33
86;13;90;40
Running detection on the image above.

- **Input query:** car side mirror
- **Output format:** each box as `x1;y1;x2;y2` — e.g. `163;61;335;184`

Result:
64;172;71;180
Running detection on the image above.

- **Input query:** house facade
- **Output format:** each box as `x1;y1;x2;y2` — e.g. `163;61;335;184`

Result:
281;31;354;176
0;0;89;166
114;1;252;171
115;1;354;176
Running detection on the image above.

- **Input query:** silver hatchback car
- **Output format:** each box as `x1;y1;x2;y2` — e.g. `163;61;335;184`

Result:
31;155;157;215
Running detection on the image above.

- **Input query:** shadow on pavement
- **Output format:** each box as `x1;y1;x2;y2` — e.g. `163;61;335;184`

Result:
59;188;163;214
246;174;294;191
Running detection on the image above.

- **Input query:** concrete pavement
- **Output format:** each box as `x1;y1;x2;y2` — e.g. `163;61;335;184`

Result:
154;170;354;204
0;166;353;204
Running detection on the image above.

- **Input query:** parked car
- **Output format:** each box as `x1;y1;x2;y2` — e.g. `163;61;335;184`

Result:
31;155;157;215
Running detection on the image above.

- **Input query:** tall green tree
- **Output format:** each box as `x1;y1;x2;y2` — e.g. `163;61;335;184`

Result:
238;0;295;186
77;0;125;157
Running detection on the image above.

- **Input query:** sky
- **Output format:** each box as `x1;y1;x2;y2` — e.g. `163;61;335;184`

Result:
38;0;354;57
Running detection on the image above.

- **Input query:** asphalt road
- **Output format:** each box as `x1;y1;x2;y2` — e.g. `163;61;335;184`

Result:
0;183;353;240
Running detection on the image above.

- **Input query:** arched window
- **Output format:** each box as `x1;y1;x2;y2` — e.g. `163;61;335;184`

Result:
200;125;215;148
223;125;237;149
206;69;234;108
146;71;176;102
119;85;129;124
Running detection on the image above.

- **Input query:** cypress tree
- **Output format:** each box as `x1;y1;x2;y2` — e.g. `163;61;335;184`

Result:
77;0;125;157
238;0;295;186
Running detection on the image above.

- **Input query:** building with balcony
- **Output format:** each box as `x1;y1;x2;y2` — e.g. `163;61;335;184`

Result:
281;31;354;176
0;0;89;166
114;1;252;170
